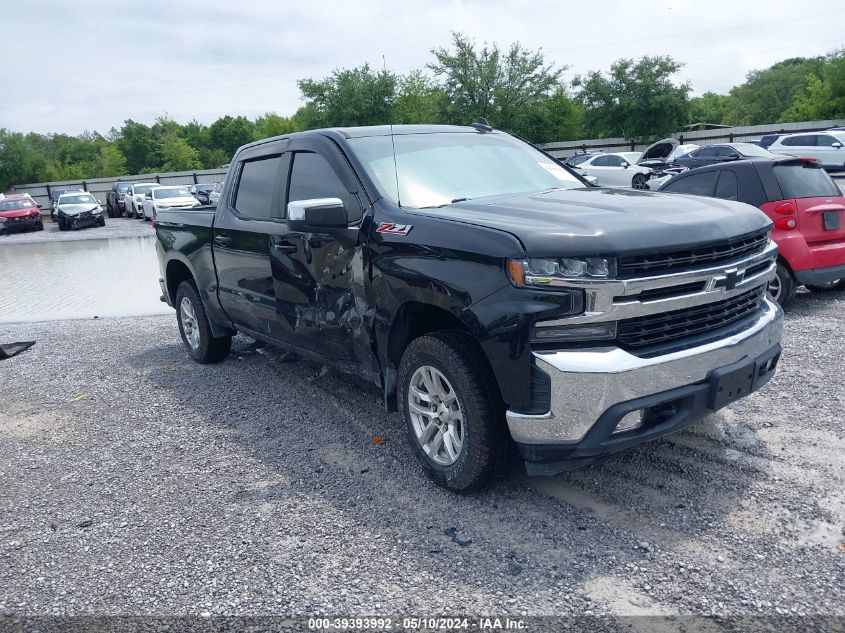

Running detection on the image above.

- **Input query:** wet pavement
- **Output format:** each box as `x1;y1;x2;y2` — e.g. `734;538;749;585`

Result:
0;228;172;323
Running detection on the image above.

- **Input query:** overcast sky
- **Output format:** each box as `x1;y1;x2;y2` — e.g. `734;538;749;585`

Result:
2;0;843;135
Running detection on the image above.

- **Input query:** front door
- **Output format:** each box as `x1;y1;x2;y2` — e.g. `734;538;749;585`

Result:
270;137;367;363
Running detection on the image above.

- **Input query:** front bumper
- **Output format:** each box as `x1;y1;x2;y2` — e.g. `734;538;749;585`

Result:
0;215;40;232
508;298;783;474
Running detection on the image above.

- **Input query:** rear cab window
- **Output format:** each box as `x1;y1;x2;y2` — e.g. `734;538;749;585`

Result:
774;162;842;199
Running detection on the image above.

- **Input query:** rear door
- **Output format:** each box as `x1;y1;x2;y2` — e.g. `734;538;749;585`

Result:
212;141;290;337
813;134;845;168
270;135;367;363
769;161;845;252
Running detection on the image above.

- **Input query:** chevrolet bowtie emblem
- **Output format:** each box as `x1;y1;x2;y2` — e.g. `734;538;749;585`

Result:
715;268;744;291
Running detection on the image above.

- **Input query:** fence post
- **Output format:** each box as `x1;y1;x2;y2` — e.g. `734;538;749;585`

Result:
192;172;198;184
155;174;161;184
82;181;88;192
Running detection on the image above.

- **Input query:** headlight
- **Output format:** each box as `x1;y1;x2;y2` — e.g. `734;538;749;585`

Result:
507;257;616;288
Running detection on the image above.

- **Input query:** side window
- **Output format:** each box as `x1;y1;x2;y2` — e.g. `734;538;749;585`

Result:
815;134;836;147
663;171;719;196
234;155;282;219
714;171;739;201
716;147;737;158
697;147;718;158
605;155;624;167
288;152;361;223
784;135;814;147
591;155;611;167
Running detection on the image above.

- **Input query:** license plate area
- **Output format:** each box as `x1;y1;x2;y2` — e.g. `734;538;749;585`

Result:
823;210;841;231
708;359;755;409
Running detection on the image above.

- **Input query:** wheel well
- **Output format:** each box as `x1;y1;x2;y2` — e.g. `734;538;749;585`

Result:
387;302;470;369
166;260;194;304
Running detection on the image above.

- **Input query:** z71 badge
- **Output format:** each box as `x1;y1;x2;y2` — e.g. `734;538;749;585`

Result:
376;222;413;236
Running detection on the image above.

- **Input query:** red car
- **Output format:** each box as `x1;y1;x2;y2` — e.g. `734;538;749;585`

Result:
658;157;845;308
0;194;45;234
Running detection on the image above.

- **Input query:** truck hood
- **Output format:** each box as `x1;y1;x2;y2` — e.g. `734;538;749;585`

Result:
412;187;771;257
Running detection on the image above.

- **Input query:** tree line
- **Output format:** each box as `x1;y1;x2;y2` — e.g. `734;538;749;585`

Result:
1;32;843;192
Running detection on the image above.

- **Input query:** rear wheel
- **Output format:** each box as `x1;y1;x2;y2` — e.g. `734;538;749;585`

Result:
768;261;796;309
806;279;845;292
175;281;232;364
632;173;649;190
398;331;510;493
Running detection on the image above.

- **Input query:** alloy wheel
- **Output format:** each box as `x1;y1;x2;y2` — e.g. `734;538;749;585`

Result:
407;365;465;466
180;297;201;350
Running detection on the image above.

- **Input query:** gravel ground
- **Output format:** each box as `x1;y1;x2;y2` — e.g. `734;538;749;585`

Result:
1;216;154;245
0;290;843;621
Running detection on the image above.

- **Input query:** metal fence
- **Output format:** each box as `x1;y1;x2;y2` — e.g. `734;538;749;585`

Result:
539;118;845;159
8;168;230;211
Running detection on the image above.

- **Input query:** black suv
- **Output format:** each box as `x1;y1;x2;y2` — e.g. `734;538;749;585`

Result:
106;182;132;217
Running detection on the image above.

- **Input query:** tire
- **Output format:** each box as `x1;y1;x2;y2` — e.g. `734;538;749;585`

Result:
632;173;649;190
174;281;232;364
97;217;105;227
36;220;44;231
768;261;796;309
57;217;67;231
398;330;510;493
805;279;845;292
106;202;114;218
127;203;135;219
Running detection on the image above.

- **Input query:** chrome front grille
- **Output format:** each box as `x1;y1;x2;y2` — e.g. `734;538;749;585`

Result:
617;230;770;278
616;286;765;348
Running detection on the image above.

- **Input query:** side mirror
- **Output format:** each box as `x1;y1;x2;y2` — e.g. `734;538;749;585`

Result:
833;142;843;149
620;162;629;169
97;198;103;204
287;198;347;229
37;204;43;209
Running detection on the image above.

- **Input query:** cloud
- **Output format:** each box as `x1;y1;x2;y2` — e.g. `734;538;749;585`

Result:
1;0;842;134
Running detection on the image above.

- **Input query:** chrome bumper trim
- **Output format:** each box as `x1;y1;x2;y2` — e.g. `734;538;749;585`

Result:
507;298;783;445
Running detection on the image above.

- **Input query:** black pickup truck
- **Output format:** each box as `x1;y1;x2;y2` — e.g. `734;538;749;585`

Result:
155;124;783;492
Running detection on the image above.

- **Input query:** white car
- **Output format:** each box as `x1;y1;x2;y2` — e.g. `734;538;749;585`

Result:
208;181;223;206
141;186;200;221
636;138;700;190
768;131;845;171
125;183;161;218
575;152;652;188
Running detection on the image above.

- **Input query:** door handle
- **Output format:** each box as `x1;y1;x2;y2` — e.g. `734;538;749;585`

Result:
214;234;231;247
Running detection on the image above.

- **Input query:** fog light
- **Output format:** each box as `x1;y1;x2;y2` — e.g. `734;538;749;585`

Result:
613;410;644;434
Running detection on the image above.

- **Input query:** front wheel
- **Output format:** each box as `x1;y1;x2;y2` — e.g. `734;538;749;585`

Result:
398;331;510;493
768;261;796;309
57;217;67;231
805;279;845;292
175;281;232;364
632;173;649;190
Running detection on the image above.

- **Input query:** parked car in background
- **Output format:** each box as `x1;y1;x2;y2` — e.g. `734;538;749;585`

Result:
768;132;845;171
573;152;654;188
672;143;776;169
49;188;84;221
658;157;845;308
188;183;216;205
125;183;160;218
142;186;201;220
755;134;783;149
106;182;132;217
55;192;105;231
563;151;601;168
634;137;700;189
0;194;44;234
208;181;223;205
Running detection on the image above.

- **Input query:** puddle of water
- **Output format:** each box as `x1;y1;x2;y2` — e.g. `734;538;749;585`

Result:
0;236;173;323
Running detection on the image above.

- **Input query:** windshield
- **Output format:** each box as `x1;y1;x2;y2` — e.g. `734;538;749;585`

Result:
59;194;97;205
348;132;584;209
155;187;191;199
0;199;35;211
134;185;155;195
774;162;842;199
734;144;773;157
116;183;130;192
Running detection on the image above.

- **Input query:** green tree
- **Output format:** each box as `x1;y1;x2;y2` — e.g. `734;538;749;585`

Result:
574;56;691;140
208;115;257;157
89;145;128;178
689;92;734;125
116;120;155;173
428;32;564;131
519;87;584;143
158;133;201;172
297;64;397;128
0;129;43;191
254;113;299;140
723;57;825;125
394;70;451;124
